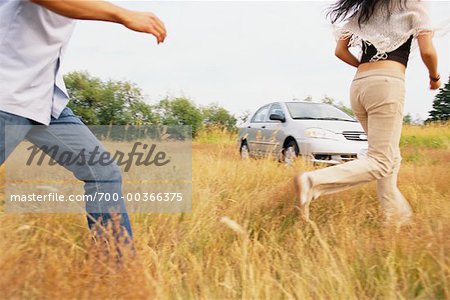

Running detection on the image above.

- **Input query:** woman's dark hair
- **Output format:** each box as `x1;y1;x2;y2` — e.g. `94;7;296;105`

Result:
327;0;407;25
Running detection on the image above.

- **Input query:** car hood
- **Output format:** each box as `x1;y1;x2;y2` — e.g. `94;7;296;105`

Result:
293;119;364;133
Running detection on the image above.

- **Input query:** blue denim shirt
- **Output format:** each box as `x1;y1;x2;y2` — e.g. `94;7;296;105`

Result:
0;0;75;125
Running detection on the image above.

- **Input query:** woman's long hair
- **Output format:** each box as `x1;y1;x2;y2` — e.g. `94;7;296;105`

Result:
327;0;408;25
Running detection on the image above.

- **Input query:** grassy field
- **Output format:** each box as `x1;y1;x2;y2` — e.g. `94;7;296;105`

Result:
0;124;449;299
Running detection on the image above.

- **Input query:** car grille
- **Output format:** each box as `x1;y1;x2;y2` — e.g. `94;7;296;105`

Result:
342;131;367;141
314;154;357;162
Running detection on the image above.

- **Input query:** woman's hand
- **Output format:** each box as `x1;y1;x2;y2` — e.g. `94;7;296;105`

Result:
429;78;441;90
417;34;440;89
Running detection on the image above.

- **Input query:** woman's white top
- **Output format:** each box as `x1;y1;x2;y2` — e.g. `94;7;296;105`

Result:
335;0;435;62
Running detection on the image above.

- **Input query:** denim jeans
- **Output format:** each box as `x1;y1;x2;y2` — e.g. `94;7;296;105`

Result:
0;107;133;239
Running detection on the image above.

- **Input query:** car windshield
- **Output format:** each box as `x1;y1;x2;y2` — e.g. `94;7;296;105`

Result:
285;102;356;122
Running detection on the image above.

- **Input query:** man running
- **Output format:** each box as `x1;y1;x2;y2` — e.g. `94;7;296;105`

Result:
0;0;167;239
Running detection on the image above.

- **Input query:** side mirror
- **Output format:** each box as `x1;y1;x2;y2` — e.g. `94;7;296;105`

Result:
269;113;286;123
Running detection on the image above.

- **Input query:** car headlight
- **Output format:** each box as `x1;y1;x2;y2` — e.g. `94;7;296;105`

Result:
304;128;339;140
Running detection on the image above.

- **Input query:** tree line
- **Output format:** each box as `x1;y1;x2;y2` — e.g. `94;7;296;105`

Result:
64;71;237;136
65;71;450;134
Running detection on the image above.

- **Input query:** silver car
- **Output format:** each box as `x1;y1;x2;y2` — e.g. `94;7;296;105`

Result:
238;101;368;164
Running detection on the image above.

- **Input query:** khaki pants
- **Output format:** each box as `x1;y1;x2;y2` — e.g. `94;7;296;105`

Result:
306;69;412;222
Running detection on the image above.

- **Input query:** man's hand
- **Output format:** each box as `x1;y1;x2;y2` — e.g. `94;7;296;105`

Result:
119;11;166;44
31;0;166;44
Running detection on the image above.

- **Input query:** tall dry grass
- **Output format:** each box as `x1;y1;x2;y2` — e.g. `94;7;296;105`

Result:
0;124;449;299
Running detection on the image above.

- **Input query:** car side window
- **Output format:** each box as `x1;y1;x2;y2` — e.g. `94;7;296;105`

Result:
268;103;284;121
251;105;270;123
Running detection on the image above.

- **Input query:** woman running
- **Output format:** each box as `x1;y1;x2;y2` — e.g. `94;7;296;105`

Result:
295;0;441;225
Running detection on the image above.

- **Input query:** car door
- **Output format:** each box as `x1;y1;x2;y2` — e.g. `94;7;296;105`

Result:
246;104;271;157
264;103;287;158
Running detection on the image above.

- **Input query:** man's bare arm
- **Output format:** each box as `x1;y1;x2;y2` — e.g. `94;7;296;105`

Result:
30;0;166;43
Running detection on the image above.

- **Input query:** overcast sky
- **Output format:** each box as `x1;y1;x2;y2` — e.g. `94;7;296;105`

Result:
63;1;450;120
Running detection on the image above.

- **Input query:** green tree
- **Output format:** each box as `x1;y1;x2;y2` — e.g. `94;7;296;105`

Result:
201;103;237;131
427;76;450;122
155;97;203;136
64;71;103;124
320;96;355;117
129;100;157;125
64;71;155;125
403;113;412;125
336;101;355;117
